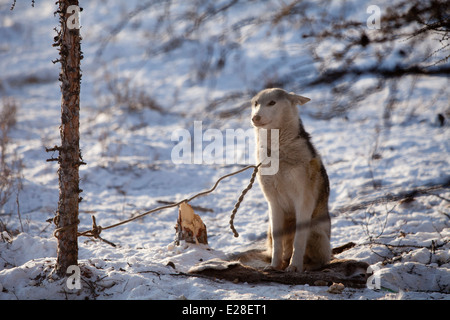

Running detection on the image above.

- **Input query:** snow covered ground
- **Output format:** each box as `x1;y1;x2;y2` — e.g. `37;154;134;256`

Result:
0;0;449;300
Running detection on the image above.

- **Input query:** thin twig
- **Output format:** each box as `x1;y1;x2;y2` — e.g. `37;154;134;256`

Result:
16;193;23;233
335;178;450;215
157;200;213;212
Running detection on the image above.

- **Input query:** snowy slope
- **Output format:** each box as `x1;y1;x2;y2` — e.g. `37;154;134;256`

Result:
0;0;449;300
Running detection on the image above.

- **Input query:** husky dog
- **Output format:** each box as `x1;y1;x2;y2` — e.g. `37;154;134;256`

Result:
251;88;331;272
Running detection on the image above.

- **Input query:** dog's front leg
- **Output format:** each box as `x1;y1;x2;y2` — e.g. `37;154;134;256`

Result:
266;202;284;270
286;226;308;272
286;199;314;272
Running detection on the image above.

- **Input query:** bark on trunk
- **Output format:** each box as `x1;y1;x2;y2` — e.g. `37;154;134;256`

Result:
54;0;82;277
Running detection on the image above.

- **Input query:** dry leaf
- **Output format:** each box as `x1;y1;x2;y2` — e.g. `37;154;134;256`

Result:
327;282;345;294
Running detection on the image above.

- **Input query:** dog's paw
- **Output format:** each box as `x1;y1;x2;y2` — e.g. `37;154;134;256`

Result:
264;264;282;272
285;264;301;273
263;265;276;272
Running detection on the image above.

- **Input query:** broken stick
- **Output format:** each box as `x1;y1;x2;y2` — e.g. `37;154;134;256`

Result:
175;202;208;245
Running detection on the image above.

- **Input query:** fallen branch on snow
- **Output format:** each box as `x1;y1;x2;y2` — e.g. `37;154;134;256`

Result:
188;257;370;289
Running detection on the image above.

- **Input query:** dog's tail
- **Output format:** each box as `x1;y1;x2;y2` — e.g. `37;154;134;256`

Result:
229;247;271;269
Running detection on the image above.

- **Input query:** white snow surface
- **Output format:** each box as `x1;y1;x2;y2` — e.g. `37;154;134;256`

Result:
0;0;449;300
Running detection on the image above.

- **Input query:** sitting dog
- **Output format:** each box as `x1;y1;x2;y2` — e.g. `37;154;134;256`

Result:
251;88;331;272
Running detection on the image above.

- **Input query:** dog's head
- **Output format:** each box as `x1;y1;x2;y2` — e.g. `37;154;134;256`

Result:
250;88;310;129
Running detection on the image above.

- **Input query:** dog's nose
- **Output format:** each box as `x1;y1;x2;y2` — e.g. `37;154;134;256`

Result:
252;115;261;123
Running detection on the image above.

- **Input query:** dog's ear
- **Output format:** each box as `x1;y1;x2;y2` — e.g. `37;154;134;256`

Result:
288;92;311;106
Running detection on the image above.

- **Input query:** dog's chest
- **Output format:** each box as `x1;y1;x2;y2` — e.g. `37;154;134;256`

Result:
258;169;301;213
258;163;307;195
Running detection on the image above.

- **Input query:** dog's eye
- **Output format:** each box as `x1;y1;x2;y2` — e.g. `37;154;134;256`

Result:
268;100;276;106
254;101;259;107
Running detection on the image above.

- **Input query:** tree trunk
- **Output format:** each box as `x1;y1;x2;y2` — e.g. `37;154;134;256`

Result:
53;0;82;277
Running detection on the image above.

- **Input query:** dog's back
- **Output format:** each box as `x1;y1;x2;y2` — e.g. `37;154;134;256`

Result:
251;88;331;271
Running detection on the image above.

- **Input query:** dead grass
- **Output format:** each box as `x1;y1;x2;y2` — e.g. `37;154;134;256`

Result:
104;72;165;114
0;97;22;236
0;98;17;210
